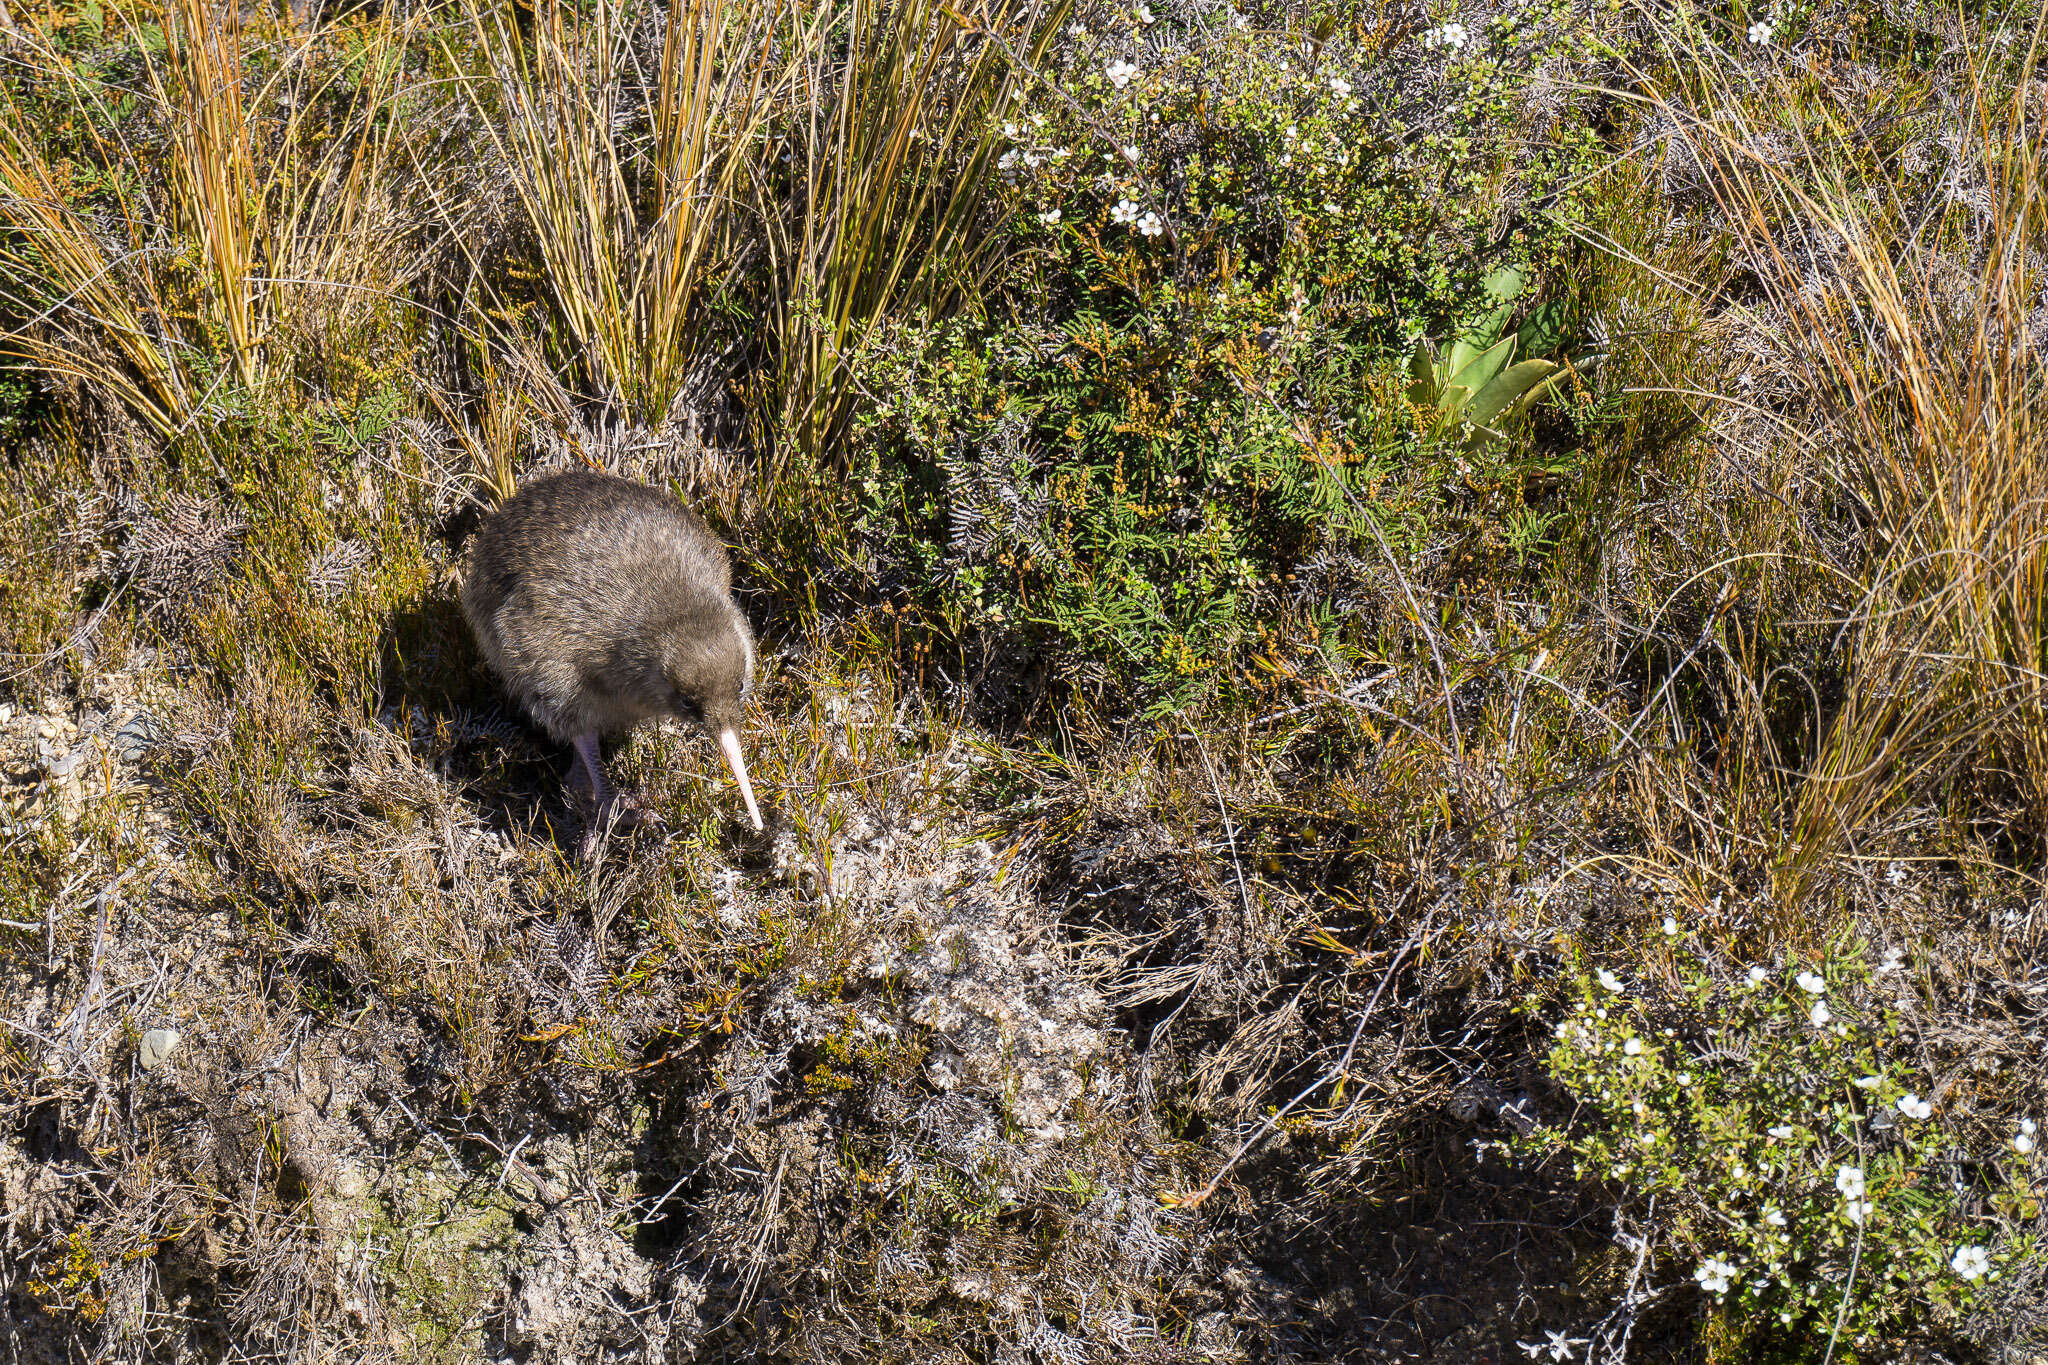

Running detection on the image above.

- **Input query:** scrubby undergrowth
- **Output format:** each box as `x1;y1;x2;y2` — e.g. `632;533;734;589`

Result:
2;0;2047;1362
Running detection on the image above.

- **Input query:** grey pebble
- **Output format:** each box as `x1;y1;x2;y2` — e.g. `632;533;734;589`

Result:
139;1028;181;1071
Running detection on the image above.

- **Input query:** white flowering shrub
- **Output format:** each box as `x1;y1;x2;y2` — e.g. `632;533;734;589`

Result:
845;1;1613;713
1520;938;2038;1349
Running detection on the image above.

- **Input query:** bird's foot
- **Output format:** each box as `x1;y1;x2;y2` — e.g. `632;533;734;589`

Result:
577;790;665;860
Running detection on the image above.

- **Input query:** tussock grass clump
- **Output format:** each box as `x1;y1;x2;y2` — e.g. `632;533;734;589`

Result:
0;0;430;434
452;0;781;432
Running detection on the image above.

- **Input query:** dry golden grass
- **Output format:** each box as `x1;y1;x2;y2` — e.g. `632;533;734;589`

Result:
0;0;427;435
1606;19;2048;914
755;0;1066;469
449;0;784;432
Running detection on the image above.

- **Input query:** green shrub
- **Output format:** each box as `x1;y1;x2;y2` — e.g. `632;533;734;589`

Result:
841;5;1610;714
1518;935;2038;1358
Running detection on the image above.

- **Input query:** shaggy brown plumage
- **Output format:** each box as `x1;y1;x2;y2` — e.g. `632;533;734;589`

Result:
461;470;764;839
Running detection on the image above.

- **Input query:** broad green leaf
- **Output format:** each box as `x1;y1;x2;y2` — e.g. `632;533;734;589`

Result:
1467;358;1559;428
1406;342;1437;404
1517;298;1570;359
1446;335;1516;398
1479;263;1526;302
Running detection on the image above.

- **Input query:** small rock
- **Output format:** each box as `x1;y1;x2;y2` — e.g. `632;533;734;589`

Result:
139;1028;181;1071
112;709;166;763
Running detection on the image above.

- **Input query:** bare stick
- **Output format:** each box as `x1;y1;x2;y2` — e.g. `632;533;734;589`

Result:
1178;911;1437;1209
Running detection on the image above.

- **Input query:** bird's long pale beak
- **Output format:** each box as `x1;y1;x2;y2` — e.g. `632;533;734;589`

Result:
717;729;764;832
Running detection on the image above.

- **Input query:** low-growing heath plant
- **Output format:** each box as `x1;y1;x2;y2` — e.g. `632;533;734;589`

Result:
1519;935;2038;1357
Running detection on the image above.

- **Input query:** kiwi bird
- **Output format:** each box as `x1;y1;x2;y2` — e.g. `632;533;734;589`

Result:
460;469;764;842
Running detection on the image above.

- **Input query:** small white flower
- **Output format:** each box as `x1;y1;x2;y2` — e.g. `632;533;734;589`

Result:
1662;916;1678;936
1747;18;1775;44
1747;965;1770;986
1623;1037;1643;1056
1135;210;1164;237
1105;58;1141;88
1137;3;1155;23
1898;1094;1932;1120
1884;862;1906;887
1835;1165;1866;1199
1767;1125;1795;1140
1676;1071;1692;1086
1810;1001;1831;1026
1796;971;1826;993
1694;1256;1737;1295
1036;208;1062;226
1844;1197;1870;1225
998;149;1020;171
2016;1133;2036;1155
1952;1245;1991;1280
1424;21;1470;50
1597;969;1624;992
1853;1075;1882;1090
1533;1329;1588;1362
1123;144;1141;162
1284;124;1298;141
1323;201;1343;215
1763;1208;1787;1227
1330;76;1352;97
1003;121;1020;137
2024;1118;2039;1135
1111;198;1140;224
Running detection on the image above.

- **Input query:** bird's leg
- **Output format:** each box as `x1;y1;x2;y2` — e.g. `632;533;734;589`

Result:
569;732;657;853
569;732;609;808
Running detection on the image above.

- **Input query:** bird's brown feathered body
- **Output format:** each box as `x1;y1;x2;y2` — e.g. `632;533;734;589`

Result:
461;470;762;835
